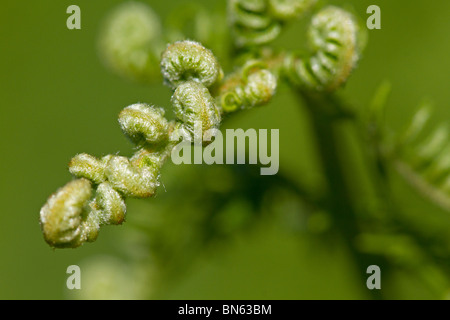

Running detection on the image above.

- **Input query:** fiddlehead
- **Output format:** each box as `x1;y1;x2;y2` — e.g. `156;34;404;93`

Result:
40;179;93;248
40;0;365;250
229;0;281;47
160;40;223;90
217;60;278;112
40;40;225;248
105;151;162;198
118;103;170;149
94;182;126;225
171;81;221;139
40;177;128;248
228;0;316;48
99;2;164;83
283;6;361;91
68;153;110;185
161;40;223;141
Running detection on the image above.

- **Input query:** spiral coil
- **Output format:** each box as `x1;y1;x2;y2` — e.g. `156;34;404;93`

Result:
40;2;363;248
40;41;223;248
98;2;165;83
283;6;360;91
218;60;277;112
228;0;316;47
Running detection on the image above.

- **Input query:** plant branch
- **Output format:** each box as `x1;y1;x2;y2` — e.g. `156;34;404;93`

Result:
298;90;387;299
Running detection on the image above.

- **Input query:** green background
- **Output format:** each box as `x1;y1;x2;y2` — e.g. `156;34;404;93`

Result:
0;0;449;299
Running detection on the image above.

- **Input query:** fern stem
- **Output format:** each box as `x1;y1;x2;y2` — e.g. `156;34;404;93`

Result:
299;90;385;299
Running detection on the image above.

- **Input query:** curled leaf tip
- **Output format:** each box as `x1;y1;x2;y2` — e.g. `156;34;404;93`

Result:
40;179;93;248
119;103;170;148
160;40;223;89
284;6;361;91
99;2;163;83
105;153;160;198
229;0;281;47
218;61;277;111
95;182;127;225
171;80;221;140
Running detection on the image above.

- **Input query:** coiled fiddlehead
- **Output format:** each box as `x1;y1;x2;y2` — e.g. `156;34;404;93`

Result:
171;80;221;140
39;178;127;248
161;41;223;141
118;104;170;149
283;6;361;92
40;0;364;249
105;151;162;198
161;40;223;90
217;60;278;112
228;0;316;47
98;2;165;83
40;40;225;248
40;179;93;248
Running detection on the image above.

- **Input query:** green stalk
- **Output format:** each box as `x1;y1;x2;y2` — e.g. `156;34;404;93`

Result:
299;90;386;299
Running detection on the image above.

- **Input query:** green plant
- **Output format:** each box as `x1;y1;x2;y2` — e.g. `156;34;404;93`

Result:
39;0;450;299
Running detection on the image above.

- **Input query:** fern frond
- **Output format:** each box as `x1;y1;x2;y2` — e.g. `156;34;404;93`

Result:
228;0;316;47
393;106;450;212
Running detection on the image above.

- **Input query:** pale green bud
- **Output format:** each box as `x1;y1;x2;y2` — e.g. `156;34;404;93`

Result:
284;6;360;91
243;69;277;106
40;179;92;248
99;2;163;83
228;0;281;47
219;61;277;112
105;151;160;198
171;80;221;140
118;103;170;148
95;182;127;225
80;205;101;243
68;153;110;184
160;40;223;89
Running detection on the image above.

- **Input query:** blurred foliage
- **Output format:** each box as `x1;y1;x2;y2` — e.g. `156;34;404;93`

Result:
1;0;450;299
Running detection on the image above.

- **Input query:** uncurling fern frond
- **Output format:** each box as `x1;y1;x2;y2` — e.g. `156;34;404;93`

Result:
40;40;277;248
40;1;363;249
282;6;361;92
228;0;316;47
43;0;450;301
98;2;165;83
217;60;278;112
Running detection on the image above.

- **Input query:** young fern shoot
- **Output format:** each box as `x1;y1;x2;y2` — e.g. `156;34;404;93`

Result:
39;39;278;248
283;6;361;92
40;1;362;249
